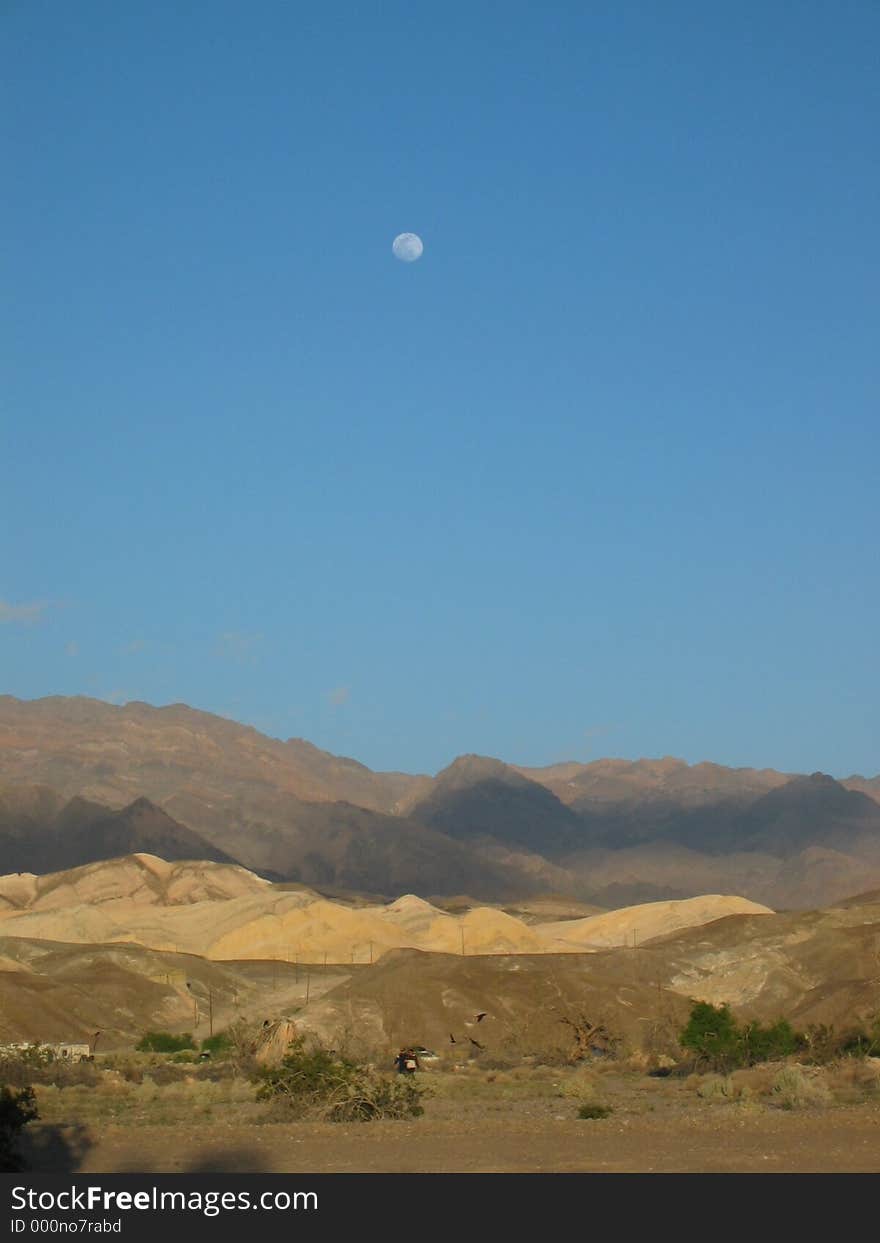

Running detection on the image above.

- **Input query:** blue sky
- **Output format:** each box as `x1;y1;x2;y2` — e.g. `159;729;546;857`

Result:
2;2;878;778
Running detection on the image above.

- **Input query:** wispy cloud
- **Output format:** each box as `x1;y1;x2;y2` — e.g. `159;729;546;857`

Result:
0;599;49;625
328;685;351;708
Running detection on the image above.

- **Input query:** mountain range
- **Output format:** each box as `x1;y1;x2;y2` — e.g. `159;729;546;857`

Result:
0;694;878;908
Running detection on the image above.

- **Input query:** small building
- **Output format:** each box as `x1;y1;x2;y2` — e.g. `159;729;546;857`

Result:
0;1040;93;1062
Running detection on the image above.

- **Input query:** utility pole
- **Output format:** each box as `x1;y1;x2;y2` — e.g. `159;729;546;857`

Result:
369;941;373;965
208;989;213;1039
305;973;310;1005
460;926;466;956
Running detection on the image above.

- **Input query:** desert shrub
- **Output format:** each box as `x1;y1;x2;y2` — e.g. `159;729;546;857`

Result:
169;1050;198;1064
145;1062;197;1086
0;1057;42;1090
479;1053;520;1072
212;1018;263;1077
132;1078;161;1105
0;1086;38;1173
770;1066;831;1110
0;1054;99;1090
839;1018;880;1058
135;1032;196;1054
695;1073;741;1101
577;1102;612;1120
254;1036;424;1122
116;1063;145;1084
823;1058;880;1102
802;1017;880;1064
558;1064;599;1102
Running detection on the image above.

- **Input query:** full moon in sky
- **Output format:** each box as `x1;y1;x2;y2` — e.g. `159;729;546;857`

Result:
392;232;424;262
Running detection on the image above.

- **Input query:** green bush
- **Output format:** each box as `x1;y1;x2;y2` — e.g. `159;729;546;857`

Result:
0;1086;38;1173
255;1036;424;1122
200;1032;233;1056
741;1018;802;1064
135;1032;196;1054
577;1103;612;1120
679;1002;806;1071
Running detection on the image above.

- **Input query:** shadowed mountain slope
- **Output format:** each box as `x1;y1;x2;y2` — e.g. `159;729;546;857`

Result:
405;755;583;855
0;785;235;873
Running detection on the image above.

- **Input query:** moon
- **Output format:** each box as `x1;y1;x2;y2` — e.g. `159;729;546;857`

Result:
392;232;424;263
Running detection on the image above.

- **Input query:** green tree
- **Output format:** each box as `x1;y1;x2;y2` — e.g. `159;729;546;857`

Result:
680;1001;743;1071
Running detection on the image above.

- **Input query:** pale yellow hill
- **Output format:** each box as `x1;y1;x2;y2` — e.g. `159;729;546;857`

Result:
536;894;773;950
0;856;773;963
0;852;274;915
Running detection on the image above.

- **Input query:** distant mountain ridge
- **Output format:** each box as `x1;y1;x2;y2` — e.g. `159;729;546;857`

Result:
0;694;878;908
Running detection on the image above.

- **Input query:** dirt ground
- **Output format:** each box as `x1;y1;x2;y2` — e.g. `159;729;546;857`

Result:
20;1069;880;1173
20;1108;880;1173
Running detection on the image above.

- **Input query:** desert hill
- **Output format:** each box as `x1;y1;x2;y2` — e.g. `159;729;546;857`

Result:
0;933;347;1049
1;855;877;1056
536;895;773;950
624;890;880;1030
294;947;696;1059
0;854;771;963
841;774;880;803
0;853;276;913
294;890;880;1057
